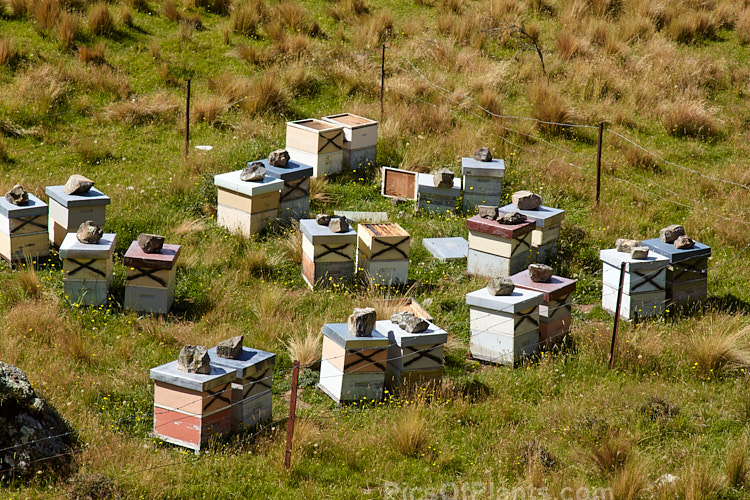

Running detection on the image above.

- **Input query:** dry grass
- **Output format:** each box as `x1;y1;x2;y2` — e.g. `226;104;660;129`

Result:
388;406;430;457
309;177;334;204
685;316;750;374
78;43;106;65
237;44;273;65
5;0;28;18
588;430;632;475
191;94;230;126
351;9;394;49
127;0;150;13
328;0;369;21
610;458;649;500
191;0;231;15
276;224;302;264
239;74;289;116
119;5;133;28
30;0;60;32
726;439;750;489
89;2;114;36
738;9;750;45
528;79;574;134
101;91;180;125
679;460;725;500
556;29;589;60
231;0;269;36
57;11;81;50
621;143;660;172
0;37;19;67
161;0;180;22
17;265;41;299
284;327;322;366
668;10;719;44
661;98;722;138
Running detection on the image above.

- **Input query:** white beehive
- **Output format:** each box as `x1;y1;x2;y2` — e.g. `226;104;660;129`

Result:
466;287;544;365
59;232;116;306
461;157;505;212
286;119;344;178
376;319;447;389
123;241;181;314
214;170;283;237
499;203;565;264
600;248;669;320
0;193;49;263
415;173;461;213
45;185;110;247
466;215;536;278
510;270;577;347
322;113;377;171
356;223;410;287
300;218;356;289
260;158;313;222
642;238;711;306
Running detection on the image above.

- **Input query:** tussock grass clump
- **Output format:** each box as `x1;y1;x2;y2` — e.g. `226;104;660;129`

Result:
285;327;322;366
239;74;289;116
232;0;269;36
309;177;334;205
4;0;29;18
78;43;106;65
57;11;82;49
679;460;725;500
610;458;649;500
277;223;302;264
17;265;41;299
191;0;231;15
686;316;750;375
88;2;114;36
0;37;20;67
556;29;589;60
119;5;133;27
101;91;180;125
528;79;574;134
726;440;750;490
237;44;273;65
668;10;719;44
737;8;750;45
588;430;632;475
328;0;369;21
67;471;123;500
662;99;722;139
191;94;230;126
389;406;430;457
621;143;659;172
30;0;60;32
162;0;180;22
352;9;394;48
127;0;150;13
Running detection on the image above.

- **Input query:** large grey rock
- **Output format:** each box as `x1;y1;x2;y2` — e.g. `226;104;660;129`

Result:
76;221;103;244
348;307;376;337
528;263;554;283
240;162;266;182
615;238;641;253
487;277;515;296
512;190;543;210
4;184;28;206
659;224;685;244
498;211;527;225
316;213;331;226
268;149;290;168
328;216;349;233
216;335;243;359
390;311;428;333
473;147;492;162
0;362;78;480
137;233;165;254
177;345;211;374
433;168;455;188
630;246;649;260
477;205;499;220
63;174;94;195
674;235;695;249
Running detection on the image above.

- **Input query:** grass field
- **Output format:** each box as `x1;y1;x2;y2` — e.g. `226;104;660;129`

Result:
1;0;750;498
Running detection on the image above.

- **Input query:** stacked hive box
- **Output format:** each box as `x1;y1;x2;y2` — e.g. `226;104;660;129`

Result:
466;215;536;277
461;157;505;212
600;248;669;320
318;323;389;404
285;119;344;178
377;319;447;389
300;218;357;288
208;347;276;432
510;270;576;347
59;232;115;306
416;173;461;213
0;193;48;263
150;360;234;452
356;223;410;287
123;240;180;314
46;185;110;247
322;113;377;171
499;203;564;263
466;287;544;365
642;238;711;306
262;158;313;222
214;170;283;237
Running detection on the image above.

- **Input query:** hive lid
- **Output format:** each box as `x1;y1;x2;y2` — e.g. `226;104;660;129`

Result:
123;241;181;270
498;203;565;229
465;286;544;313
599;248;670;271
641;238;711;263
510;270;577;302
59;232;116;259
0;193;47;218
322;322;389;349
214;170;284;197
150;360;235;392
375;320;448;347
466;215;536;239
45;185;110;208
461;157;506;178
207;347;276;379
257;158;314;182
416;173;461;196
299;218;357;243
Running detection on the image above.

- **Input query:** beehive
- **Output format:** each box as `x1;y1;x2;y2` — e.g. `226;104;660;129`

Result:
461;157;505;212
214;170;283;237
466;287;544;365
123;241;181;314
415;173;461;213
208;347;276;432
642;238;711;306
300;218;356;289
600;248;669;320
258;158;313;222
45;185;110;247
499;203;565;263
322;113;378;171
0;193;49;263
376;319;447;389
59;232;116;306
466;215;536;277
510;270;577;347
356;223;410;287
318;323;389;404
285;119;344;178
150;361;234;452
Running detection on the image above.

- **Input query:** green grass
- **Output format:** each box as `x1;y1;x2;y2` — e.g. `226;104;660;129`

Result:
1;0;750;497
